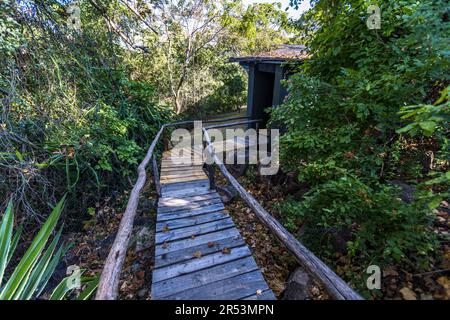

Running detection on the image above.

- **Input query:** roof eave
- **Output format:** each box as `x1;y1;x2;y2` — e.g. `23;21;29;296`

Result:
228;57;304;64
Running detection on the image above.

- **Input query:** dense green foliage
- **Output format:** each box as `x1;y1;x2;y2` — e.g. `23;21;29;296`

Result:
1;0;288;299
398;86;450;205
1;1;173;224
272;0;449;296
1;0;287;224
1;0;447;300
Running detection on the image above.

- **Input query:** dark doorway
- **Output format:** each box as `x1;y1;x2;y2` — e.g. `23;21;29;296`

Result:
248;67;275;129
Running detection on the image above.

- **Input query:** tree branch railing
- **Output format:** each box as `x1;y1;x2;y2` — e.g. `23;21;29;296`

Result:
95;125;165;300
95;119;363;300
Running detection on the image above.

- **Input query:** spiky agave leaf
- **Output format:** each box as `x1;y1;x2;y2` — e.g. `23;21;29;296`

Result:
0;197;65;300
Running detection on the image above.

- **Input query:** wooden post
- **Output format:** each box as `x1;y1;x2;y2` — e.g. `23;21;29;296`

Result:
255;121;259;160
152;155;161;197
163;129;169;151
206;164;216;190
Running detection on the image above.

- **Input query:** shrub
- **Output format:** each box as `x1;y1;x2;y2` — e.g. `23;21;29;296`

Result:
277;176;438;294
398;86;450;208
270;1;447;295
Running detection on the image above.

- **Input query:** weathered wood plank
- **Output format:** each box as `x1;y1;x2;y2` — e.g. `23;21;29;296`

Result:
157;198;223;214
155;228;241;255
155;218;235;244
163;149;203;156
157;204;225;222
160;165;203;171
152;256;259;299
241;290;276;300
161;175;209;185
154;236;246;268
161;170;205;179
161;171;206;177
152;245;252;283
159;270;270;300
161;161;202;167
162;157;203;163
161;167;205;173
161;186;211;198
158;192;219;205
156;211;229;232
161;180;209;191
161;165;204;171
160;166;205;172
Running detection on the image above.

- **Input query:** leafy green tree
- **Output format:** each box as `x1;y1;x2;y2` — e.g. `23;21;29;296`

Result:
0;0;171;222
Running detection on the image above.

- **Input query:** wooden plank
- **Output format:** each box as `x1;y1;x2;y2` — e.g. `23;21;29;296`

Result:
162;157;203;162
161;177;209;185
155;217;235;244
152;245;252;283
163;148;203;155
161;164;204;170
159;270;270;300
157;198;223;214
155;228;241;256
158;195;222;212
161;167;205;173
157;204;225;222
158;192;219;205
161;186;211;198
163;151;204;158
152;256;259;299
156;211;229;232
161;171;205;178
161;171;207;179
161;184;210;197
241;290;276;300
154;236;246;268
161;175;208;185
161;180;209;190
161;170;205;178
162;165;203;173
161;161;204;166
161;164;204;169
161;161;202;166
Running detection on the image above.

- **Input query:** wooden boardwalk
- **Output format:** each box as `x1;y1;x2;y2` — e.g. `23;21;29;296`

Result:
151;150;275;300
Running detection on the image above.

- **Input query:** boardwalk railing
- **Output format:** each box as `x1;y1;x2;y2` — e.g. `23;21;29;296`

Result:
95;119;363;300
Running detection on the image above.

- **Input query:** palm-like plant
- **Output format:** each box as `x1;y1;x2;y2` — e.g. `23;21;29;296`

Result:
0;197;97;300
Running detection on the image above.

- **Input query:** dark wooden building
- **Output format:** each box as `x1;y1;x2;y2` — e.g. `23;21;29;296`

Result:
229;45;307;128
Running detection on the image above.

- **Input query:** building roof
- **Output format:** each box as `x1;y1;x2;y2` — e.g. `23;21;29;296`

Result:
229;44;308;64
